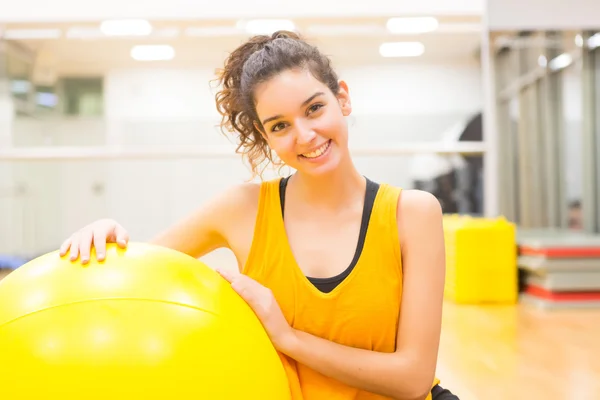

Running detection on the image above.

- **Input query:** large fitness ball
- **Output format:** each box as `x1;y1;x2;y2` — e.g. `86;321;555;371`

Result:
0;243;291;400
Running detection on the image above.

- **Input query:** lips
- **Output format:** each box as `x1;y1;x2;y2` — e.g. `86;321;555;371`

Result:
300;140;331;159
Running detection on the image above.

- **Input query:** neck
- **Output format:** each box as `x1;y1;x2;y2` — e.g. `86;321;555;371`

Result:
289;158;366;210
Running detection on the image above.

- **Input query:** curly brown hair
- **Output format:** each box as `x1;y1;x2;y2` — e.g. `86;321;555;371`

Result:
214;30;340;178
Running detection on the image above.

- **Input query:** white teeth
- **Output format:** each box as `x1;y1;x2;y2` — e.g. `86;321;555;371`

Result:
302;141;329;158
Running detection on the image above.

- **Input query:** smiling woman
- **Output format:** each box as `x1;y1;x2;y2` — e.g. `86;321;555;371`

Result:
214;31;348;178
60;30;455;400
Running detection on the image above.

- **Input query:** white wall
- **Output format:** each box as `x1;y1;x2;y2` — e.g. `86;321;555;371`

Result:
488;0;600;30
0;78;16;257
1;61;483;268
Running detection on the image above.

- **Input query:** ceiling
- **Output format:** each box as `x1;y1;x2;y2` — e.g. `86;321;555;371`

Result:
2;16;482;82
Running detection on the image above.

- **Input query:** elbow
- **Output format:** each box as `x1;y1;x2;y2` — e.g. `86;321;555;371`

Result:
392;386;431;400
412;388;432;400
389;352;436;400
390;368;434;400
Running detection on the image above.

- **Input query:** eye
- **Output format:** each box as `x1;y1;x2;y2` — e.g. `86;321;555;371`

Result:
271;122;287;132
307;103;324;114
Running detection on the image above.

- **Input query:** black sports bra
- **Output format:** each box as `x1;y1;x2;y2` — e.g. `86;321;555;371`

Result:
278;176;380;293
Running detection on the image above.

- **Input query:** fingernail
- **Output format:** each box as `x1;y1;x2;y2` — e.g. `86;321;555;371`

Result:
97;253;105;260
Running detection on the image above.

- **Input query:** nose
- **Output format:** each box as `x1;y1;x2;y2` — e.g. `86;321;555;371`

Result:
294;119;317;145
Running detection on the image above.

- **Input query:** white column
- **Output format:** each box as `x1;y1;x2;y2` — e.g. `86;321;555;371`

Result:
481;4;500;218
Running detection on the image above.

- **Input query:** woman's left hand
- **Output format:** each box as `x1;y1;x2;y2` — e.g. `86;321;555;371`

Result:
216;267;297;352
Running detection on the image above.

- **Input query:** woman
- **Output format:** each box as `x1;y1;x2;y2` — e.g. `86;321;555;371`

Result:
60;31;457;400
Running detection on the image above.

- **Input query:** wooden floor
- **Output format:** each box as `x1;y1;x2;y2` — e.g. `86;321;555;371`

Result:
2;269;599;399
435;301;600;400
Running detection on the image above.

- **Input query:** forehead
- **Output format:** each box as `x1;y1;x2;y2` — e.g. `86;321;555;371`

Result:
254;68;329;115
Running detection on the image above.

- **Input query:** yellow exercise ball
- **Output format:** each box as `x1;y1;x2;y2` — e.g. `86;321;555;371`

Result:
0;243;291;400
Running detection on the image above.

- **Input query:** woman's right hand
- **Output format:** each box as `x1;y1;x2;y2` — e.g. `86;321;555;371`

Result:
59;218;130;264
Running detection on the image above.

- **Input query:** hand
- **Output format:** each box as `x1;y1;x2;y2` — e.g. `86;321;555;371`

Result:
59;218;129;265
216;267;297;352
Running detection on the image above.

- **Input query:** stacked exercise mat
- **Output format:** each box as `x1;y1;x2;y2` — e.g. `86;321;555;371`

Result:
442;215;518;304
518;229;600;309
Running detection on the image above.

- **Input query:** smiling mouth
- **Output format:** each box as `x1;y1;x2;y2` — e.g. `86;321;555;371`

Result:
300;140;331;159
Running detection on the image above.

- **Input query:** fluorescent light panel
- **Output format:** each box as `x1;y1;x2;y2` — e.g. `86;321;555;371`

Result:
379;42;425;58
548;53;573;71
3;29;61;39
588;33;600;49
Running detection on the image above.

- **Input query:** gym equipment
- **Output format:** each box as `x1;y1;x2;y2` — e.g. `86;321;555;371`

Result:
442;215;518;304
518;230;600;309
0;243;291;400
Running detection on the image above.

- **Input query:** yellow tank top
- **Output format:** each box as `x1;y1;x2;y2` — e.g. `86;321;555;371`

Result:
242;177;440;400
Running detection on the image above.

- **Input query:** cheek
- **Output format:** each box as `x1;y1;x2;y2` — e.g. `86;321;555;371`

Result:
319;109;347;139
268;135;296;157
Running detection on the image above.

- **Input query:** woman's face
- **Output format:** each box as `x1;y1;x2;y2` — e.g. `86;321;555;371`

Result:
253;68;352;177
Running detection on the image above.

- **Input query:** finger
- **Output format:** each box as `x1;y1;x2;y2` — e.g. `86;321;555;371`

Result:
93;230;107;262
78;230;94;264
215;267;237;283
69;235;81;261
230;278;256;303
115;224;129;248
232;275;268;302
59;237;72;257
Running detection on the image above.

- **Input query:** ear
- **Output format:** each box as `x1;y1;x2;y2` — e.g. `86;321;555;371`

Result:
336;80;352;117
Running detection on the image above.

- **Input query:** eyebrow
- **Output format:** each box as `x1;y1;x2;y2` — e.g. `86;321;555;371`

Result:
261;91;326;126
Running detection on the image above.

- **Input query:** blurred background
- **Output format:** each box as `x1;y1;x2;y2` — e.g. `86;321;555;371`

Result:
1;0;600;399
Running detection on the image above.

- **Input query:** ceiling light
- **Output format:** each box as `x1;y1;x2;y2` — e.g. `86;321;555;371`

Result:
2;29;61;40
101;19;152;36
238;19;296;35
379;42;425;58
130;45;175;61
548;53;572;71
386;17;439;34
588;33;600;49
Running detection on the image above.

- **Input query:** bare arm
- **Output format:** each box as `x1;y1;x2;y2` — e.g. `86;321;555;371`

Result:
279;190;446;400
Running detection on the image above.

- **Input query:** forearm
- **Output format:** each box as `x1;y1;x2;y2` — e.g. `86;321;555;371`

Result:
281;329;432;400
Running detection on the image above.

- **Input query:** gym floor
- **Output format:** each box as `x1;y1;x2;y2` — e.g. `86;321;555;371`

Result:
1;269;598;399
436;301;600;400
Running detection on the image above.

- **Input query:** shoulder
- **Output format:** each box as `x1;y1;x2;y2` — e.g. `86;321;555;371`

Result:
395;189;444;250
397;189;443;218
225;181;262;200
217;181;262;215
215;178;281;230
